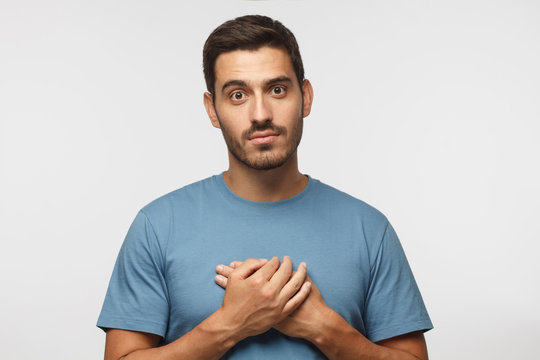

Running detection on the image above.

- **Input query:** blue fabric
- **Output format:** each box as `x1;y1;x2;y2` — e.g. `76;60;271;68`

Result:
97;174;433;358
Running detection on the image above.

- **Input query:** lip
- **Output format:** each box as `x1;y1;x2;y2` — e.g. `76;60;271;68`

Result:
248;131;279;140
248;132;280;145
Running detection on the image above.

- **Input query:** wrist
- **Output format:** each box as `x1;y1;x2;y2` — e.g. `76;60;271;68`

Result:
307;307;334;347
198;307;244;352
309;309;385;360
310;308;367;352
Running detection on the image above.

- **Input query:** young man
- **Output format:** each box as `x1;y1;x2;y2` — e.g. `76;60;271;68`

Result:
98;15;433;359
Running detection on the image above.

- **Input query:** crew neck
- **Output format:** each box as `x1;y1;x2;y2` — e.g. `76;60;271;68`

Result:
214;172;315;207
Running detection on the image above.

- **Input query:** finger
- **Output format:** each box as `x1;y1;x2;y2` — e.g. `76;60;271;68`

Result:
214;274;228;288
229;261;242;269
282;281;311;315
229;258;267;269
252;256;280;281
304;275;321;296
268;256;293;289
279;262;307;301
233;258;268;280
216;264;235;278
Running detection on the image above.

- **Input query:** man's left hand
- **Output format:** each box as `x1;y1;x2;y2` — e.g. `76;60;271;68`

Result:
215;260;429;360
215;260;332;341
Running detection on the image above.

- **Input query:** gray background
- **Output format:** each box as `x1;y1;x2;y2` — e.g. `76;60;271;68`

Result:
1;0;539;358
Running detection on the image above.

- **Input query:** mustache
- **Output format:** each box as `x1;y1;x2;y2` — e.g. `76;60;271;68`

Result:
242;121;287;140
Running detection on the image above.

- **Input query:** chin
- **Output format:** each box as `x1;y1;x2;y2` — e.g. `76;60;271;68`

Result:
243;149;295;170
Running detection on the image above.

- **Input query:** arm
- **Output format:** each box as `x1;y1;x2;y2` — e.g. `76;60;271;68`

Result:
103;257;311;360
305;306;428;360
103;310;244;360
104;305;427;360
216;263;428;360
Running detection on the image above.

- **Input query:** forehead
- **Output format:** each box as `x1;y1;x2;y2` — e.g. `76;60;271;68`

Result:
214;46;295;87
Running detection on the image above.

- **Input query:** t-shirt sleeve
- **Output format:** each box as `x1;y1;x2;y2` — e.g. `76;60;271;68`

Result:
97;210;170;337
364;222;433;343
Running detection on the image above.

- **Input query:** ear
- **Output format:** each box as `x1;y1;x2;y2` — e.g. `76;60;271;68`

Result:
301;79;314;118
203;92;221;129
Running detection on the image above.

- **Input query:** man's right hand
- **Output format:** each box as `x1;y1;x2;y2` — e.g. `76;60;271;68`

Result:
216;256;311;341
215;260;332;341
104;256;310;360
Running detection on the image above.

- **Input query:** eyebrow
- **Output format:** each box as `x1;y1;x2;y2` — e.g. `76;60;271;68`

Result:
220;76;293;94
221;80;247;94
265;76;293;86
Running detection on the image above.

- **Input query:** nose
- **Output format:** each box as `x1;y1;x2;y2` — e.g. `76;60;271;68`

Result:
250;93;272;124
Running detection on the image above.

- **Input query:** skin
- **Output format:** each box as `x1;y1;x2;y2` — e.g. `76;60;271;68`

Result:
105;257;311;360
104;46;429;359
216;261;429;360
203;46;313;202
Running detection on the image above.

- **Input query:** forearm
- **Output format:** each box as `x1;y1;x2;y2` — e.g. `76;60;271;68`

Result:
120;309;240;360
309;310;423;360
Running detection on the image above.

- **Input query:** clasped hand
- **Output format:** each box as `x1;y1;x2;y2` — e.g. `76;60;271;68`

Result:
215;256;331;341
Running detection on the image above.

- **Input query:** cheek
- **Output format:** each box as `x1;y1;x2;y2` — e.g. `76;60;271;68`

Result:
226;105;251;124
273;99;302;119
216;107;243;128
219;118;247;144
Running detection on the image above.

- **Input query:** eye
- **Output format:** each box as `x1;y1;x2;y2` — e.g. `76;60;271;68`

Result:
271;86;286;96
230;91;246;101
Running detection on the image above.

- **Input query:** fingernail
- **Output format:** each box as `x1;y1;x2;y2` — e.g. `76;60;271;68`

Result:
216;265;223;272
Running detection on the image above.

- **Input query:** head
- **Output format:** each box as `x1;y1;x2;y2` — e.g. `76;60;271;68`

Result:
203;15;305;97
202;16;313;171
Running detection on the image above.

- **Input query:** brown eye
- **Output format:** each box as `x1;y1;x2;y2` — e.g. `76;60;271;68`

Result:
272;86;285;95
231;91;245;101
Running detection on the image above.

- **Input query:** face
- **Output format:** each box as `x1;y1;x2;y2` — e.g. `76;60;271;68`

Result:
204;46;313;170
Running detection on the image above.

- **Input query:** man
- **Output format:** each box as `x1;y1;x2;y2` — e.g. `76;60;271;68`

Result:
98;15;433;359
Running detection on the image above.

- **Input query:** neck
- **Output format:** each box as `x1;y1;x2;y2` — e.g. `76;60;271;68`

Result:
223;152;308;202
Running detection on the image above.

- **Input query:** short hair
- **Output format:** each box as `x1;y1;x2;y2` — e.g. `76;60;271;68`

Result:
203;15;305;96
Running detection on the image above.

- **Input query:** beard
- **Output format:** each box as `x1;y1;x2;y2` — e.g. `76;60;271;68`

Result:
216;112;304;171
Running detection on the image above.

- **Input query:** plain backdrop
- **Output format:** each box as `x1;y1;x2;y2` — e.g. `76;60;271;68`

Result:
1;0;539;359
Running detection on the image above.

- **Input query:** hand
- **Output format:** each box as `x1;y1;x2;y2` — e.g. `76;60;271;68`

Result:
217;256;312;341
216;260;331;341
217;261;429;360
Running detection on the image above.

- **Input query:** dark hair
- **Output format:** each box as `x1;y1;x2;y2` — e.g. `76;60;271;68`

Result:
203;15;304;95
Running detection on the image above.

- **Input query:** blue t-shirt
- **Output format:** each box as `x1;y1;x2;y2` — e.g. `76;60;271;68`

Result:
97;174;432;358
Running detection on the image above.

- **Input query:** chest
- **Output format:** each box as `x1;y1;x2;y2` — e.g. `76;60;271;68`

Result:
163;212;371;339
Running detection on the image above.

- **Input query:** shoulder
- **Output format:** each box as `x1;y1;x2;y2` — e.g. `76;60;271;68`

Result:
310;178;391;258
136;175;219;228
142;175;216;211
311;178;389;226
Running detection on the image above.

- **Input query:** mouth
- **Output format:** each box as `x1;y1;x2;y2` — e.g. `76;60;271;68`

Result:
248;131;280;145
